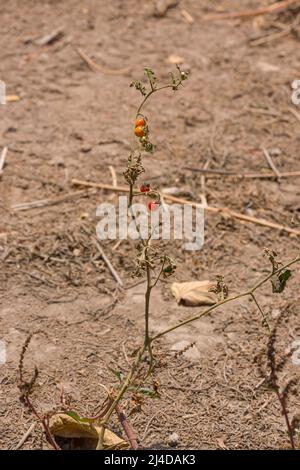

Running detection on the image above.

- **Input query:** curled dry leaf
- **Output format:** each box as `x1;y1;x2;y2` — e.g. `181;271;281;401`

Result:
171;280;218;306
6;95;20;102
49;413;129;450
167;54;185;65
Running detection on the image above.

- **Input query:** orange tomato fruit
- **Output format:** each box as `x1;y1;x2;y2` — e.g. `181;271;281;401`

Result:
135;118;146;127
134;126;145;137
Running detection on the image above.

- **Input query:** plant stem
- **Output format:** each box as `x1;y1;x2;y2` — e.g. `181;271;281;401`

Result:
97;345;146;450
136;84;182;116
250;293;271;332
129;183;133;208
97;255;300;449
144;263;152;347
116;405;139;450
274;386;296;450
150;255;300;342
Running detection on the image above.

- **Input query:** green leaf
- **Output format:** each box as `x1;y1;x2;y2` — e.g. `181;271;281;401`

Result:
138;387;160;398
130;80;146;96
144;68;156;89
108;367;122;381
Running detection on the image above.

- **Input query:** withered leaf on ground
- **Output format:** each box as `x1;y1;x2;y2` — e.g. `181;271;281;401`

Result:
171;281;218;306
49;413;129;450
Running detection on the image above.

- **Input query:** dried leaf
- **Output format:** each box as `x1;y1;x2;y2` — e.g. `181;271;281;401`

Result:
49;413;129;450
6;95;20;102
167;54;185;65
171;281;218;306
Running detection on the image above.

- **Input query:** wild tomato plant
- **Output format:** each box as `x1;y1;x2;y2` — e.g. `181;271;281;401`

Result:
18;67;300;451
95;68;300;450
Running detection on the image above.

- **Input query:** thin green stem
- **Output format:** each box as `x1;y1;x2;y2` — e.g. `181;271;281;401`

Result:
150;255;300;342
249;256;300;292
97;345;146;450
251;293;271;332
144;263;152;347
151;258;166;288
136;84;182;116
96;255;299;449
128;183;133;208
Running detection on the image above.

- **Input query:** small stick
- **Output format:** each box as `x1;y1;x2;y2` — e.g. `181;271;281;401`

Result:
115;405;138;450
184;167;236;175
183;166;300;179
0;146;7;177
165;194;300;237
14;423;36;450
250;25;293;46
262;146;282;179
109;165;118;187
71;179;300;237
250;8;300;46
204;0;299;21
94;241;123;287
35;29;64;46
74;47;131;76
11;188;96;211
180;9;194;24
112;239;123;251
199;158;210;208
141;410;164;442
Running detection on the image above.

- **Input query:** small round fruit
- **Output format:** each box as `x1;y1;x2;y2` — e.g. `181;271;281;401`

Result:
140;184;150;193
135;118;146;127
134;126;145;137
148;201;159;211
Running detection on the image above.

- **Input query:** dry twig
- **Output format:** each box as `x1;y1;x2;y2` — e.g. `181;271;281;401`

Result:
11;189;96;211
71;179;300;237
74;47;131;75
262;146;282;179
0;146;8;177
183;166;300;179
14;423;36;450
205;0;299;21
94;241;123;287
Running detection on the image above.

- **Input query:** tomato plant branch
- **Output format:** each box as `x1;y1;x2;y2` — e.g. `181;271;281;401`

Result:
97;254;299;449
250;292;270;332
151;255;300;342
97;68;299;450
97;345;146;450
136;84;178;116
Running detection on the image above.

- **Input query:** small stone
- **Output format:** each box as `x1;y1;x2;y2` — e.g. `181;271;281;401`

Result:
81;146;92;153
272;308;281;319
256;61;280;73
168;432;179;447
270;148;281;157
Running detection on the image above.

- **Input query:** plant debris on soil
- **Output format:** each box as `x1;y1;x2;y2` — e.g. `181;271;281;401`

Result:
0;0;300;450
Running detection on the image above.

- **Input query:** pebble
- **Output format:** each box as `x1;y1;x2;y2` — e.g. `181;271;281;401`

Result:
168;432;179;447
